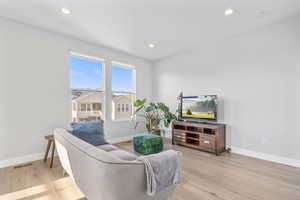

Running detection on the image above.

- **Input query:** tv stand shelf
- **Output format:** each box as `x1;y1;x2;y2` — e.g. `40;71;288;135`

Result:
172;120;226;155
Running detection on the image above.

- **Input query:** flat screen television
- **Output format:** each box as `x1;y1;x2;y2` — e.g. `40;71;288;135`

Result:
180;95;218;122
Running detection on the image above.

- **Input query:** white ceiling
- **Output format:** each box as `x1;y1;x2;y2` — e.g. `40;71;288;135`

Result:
1;0;300;61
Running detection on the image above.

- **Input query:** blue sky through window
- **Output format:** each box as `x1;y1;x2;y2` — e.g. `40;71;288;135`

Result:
70;56;103;89
112;66;133;92
69;56;133;91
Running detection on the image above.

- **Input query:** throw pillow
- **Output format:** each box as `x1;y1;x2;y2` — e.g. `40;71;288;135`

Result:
71;120;105;136
70;120;107;146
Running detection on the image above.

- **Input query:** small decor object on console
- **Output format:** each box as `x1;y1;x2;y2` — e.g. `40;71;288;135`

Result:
134;134;164;155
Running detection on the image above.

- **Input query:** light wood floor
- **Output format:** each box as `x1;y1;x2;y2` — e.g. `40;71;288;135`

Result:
1;141;300;200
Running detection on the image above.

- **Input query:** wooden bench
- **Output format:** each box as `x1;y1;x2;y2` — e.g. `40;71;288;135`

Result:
43;135;55;168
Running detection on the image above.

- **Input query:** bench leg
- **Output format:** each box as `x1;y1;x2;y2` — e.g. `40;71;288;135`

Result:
43;140;52;162
63;169;68;176
50;141;55;168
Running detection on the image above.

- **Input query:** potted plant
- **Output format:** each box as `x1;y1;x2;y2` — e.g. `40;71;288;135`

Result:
133;98;177;136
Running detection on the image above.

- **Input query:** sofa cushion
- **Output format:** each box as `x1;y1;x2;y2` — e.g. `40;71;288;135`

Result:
97;144;118;152
110;149;138;161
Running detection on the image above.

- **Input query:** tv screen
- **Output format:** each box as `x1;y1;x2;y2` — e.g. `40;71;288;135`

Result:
181;95;218;121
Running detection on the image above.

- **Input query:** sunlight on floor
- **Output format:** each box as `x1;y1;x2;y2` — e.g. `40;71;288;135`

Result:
0;177;85;200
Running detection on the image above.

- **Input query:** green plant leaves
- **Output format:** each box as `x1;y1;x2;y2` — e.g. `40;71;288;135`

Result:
133;98;146;107
133;98;177;131
157;102;169;112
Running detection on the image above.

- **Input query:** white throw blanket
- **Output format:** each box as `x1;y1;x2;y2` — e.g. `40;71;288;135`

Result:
138;150;182;196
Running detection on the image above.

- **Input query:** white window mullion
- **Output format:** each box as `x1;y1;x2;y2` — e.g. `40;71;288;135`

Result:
104;59;112;122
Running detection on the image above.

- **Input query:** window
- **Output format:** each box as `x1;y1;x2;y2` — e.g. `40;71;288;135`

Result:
92;103;101;111
69;54;104;122
111;63;135;120
69;53;136;122
80;104;86;111
87;104;91;111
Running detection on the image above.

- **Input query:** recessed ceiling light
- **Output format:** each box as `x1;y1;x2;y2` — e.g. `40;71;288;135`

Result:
225;8;234;16
148;44;155;48
61;8;71;15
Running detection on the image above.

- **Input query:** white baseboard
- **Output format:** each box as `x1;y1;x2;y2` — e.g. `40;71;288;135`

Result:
231;146;300;168
0;153;44;169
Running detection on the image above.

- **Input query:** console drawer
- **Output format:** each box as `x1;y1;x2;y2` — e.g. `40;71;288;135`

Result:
199;137;215;150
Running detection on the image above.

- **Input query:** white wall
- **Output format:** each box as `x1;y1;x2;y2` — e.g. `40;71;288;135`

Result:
153;15;300;162
0;18;152;166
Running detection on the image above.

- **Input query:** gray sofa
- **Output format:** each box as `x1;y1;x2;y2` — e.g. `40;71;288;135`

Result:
54;128;176;200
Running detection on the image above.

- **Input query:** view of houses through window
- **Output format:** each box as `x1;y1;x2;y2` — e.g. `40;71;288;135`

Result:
69;54;135;122
111;64;135;120
70;55;104;122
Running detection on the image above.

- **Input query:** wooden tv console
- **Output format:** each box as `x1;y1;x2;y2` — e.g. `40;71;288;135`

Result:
172;120;226;155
